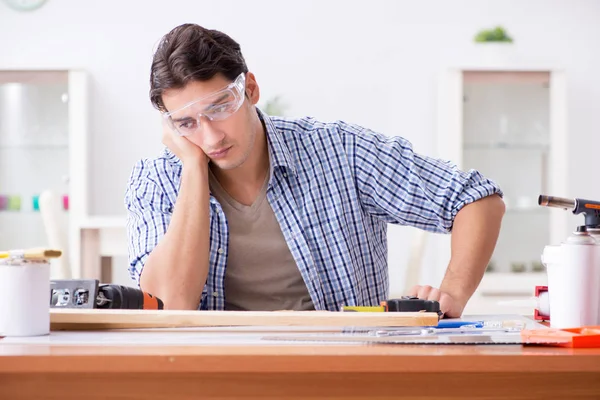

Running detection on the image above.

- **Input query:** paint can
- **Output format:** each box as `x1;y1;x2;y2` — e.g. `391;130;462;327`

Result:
0;258;50;336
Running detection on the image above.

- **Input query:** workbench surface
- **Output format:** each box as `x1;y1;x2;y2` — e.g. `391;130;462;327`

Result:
1;315;599;399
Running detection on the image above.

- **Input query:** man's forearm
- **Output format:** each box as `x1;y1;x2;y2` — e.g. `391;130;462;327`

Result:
440;194;505;311
140;163;210;309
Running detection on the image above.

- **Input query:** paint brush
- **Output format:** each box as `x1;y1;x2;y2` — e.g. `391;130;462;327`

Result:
0;248;62;260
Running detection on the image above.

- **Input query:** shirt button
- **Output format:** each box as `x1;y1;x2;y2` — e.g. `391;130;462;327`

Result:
218;248;224;254
213;292;219;297
283;173;287;177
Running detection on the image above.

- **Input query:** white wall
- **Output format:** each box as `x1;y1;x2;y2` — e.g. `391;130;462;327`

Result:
1;0;599;290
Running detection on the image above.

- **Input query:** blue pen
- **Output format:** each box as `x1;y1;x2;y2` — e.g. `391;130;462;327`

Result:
436;320;484;329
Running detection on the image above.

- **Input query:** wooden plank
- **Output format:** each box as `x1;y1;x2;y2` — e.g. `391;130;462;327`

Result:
50;309;439;330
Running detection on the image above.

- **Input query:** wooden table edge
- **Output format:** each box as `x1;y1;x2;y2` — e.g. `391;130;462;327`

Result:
1;346;600;374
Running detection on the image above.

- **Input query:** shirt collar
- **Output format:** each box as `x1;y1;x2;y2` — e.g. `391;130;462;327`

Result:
163;107;297;176
163;147;181;165
257;107;297;176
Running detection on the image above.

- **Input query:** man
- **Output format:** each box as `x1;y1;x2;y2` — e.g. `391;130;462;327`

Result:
125;23;505;317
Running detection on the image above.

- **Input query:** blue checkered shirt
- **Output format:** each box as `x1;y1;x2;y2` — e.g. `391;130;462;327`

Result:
125;109;502;311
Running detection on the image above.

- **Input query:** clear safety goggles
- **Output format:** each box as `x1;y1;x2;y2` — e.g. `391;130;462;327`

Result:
163;72;246;137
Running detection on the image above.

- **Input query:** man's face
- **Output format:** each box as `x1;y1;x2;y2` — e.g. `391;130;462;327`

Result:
162;73;260;170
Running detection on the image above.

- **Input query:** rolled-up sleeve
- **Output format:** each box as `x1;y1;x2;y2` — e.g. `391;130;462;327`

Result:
124;159;175;286
344;124;502;233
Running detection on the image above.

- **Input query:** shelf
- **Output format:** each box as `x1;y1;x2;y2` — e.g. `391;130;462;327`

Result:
0;70;69;85
0;144;68;150
0;211;48;216
463;143;549;151
505;206;548;213
0;212;68;219
463;71;550;85
478;272;547;296
79;215;126;229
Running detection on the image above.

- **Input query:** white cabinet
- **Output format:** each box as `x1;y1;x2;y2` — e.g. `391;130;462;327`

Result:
436;65;568;315
0;70;89;279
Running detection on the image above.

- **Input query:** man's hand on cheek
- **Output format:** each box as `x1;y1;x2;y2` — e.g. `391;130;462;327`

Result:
407;285;464;318
162;122;208;166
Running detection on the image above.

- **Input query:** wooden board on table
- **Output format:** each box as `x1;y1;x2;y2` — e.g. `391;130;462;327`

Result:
50;309;439;330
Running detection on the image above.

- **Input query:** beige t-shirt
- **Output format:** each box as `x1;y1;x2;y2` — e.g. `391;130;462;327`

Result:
208;168;314;311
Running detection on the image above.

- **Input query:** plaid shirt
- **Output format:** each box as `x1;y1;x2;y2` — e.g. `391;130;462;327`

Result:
125;109;502;311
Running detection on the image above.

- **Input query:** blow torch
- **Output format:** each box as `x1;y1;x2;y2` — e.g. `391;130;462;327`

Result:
538;195;600;231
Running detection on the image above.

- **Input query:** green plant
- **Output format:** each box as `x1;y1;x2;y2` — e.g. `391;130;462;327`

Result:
510;262;526;273
261;95;288;116
474;26;513;43
531;260;545;273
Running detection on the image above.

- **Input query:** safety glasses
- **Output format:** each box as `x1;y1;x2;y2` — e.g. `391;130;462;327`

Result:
163;72;246;137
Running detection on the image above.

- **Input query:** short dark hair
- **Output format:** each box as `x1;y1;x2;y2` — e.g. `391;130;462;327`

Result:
149;24;249;112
